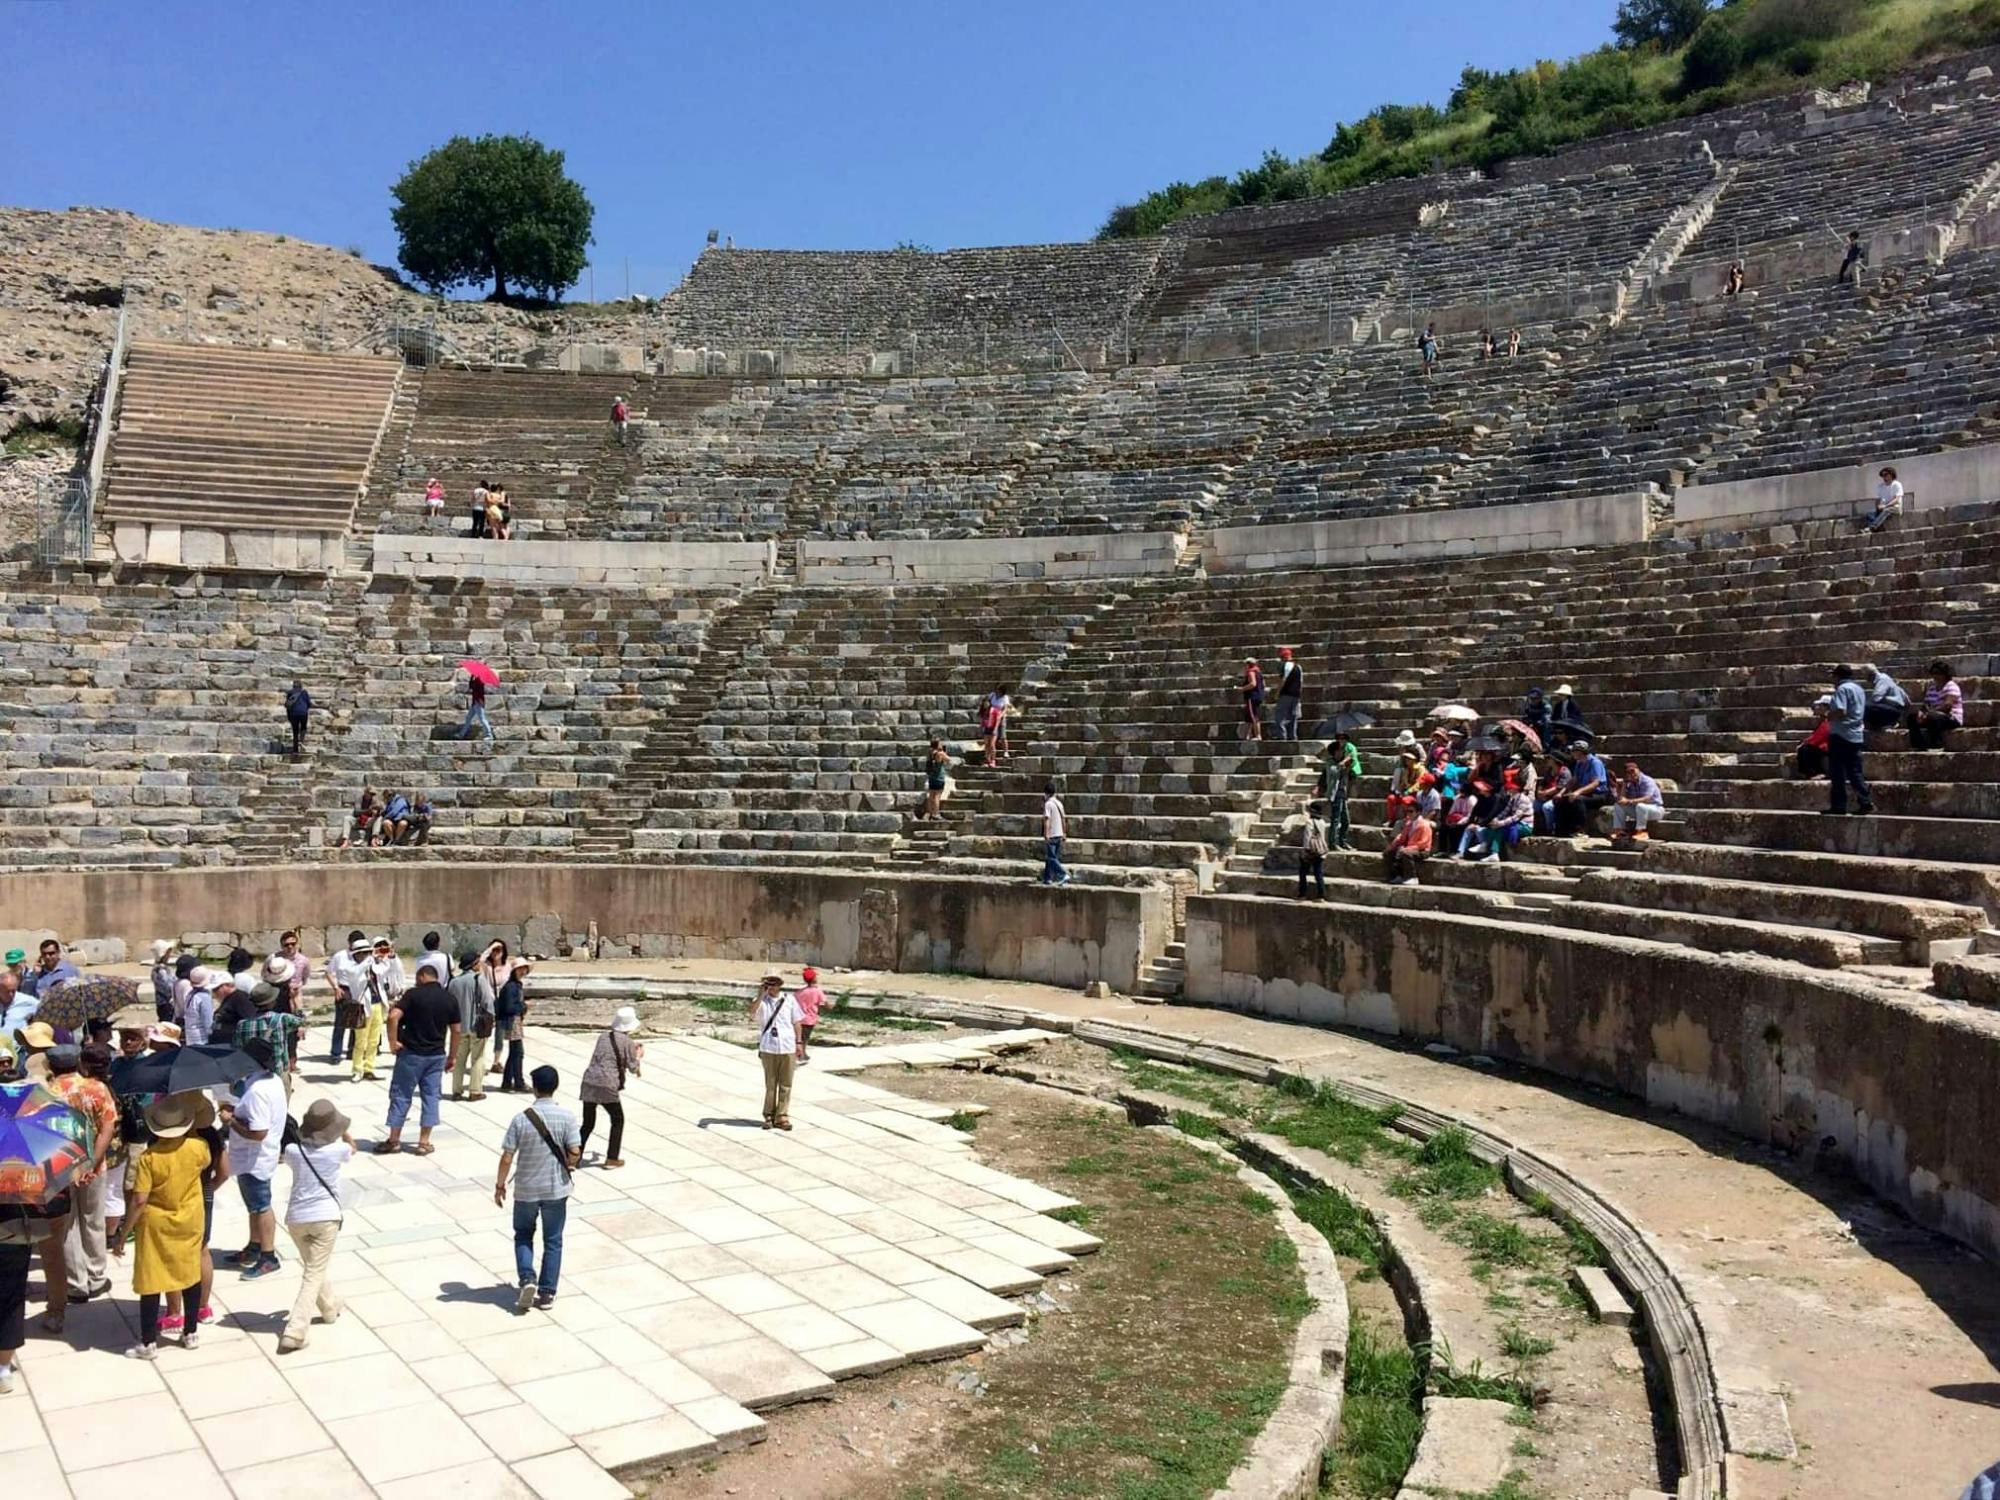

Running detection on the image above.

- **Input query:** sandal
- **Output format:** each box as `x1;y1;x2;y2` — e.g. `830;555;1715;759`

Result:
467;1092;488;1101
39;1313;64;1334
412;1142;436;1156
373;1140;401;1155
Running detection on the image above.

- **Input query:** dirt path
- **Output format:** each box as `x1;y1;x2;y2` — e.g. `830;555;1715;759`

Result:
640;1070;1308;1500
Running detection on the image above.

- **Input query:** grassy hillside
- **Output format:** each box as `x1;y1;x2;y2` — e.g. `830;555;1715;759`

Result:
1100;0;2000;238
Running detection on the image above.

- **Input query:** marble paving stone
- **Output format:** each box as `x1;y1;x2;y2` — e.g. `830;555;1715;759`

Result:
283;1350;438;1422
742;1301;870;1353
784;1262;904;1311
798;1337;904;1378
575;1410;717;1469
165;1357;294;1419
902;1275;1029;1329
26;1344;165;1410
463;1404;575;1464
0;1384;49;1450
216;1446;376;1500
624;1356;723;1406
687;1269;806;1316
677;1394;767;1448
627;1298;757;1355
678;1334;837;1409
377;1456;538;1500
66;1445;231;1500
507;1366;668;1436
512;1447;633;1500
46;1391;198;1471
325;1396;492;1485
194;1397;335;1471
840;1298;987;1359
447;1381;526;1417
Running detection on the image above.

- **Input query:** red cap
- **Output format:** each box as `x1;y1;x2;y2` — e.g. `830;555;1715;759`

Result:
1279;647;1292;658
801;967;817;983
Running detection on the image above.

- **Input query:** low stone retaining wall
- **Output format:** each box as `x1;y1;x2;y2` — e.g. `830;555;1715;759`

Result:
112;522;346;572
10;862;1169;993
1675;441;2000;533
370;534;776;587
1183;895;2000;1261
796;532;1184;584
1205;491;1652;573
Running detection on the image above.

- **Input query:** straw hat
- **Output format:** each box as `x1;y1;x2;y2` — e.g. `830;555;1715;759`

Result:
147;1022;183;1046
146;1095;198;1139
299;1099;350;1149
14;1021;56;1051
611;1006;641;1035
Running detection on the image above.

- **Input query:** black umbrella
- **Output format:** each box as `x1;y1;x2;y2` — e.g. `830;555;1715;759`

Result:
1314;705;1377;737
110;1044;256;1097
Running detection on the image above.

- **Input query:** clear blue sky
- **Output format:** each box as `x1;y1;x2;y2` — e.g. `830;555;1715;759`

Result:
6;0;1620;296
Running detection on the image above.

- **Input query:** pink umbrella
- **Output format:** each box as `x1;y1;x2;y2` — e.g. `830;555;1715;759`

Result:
460;659;500;687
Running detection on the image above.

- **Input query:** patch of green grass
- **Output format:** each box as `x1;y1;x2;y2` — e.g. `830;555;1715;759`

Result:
857;1012;948;1032
1500;1325;1556;1362
1328;1315;1424;1498
1049;1203;1094;1227
1451;1213;1553;1274
689;995;740;1014
1286;1185;1385;1271
1238;1186;1277;1215
1389;1126;1502;1204
1058;1154;1115;1177
945;1110;980;1133
1428;1346;1533;1408
1263;1081;1406;1166
1471;1471;1545;1500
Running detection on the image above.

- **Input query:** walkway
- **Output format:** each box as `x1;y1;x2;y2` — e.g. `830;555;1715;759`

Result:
5;1026;1094;1500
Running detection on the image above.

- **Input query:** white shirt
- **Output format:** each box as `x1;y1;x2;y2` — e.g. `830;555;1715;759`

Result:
417;949;453;984
755;993;802;1054
282;1140;351;1224
1044;795;1066;840
1876;479;1903;514
228;1073;288;1181
361;955;407;1008
325;950;362;1001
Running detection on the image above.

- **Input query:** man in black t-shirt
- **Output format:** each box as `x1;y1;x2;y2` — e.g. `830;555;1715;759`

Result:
377;961;461;1157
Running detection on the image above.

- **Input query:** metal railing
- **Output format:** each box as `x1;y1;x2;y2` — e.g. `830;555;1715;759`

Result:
35;476;92;566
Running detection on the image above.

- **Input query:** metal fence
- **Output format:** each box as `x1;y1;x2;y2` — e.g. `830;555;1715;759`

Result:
35;476;92;566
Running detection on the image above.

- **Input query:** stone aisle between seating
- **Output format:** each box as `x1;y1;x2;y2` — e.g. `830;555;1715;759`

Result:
2;1026;1098;1500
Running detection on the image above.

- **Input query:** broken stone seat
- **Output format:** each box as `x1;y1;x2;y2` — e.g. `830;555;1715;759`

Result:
1679;807;2000;866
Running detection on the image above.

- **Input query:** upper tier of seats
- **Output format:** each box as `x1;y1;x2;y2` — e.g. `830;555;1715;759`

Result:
659;240;1177;363
101;342;401;534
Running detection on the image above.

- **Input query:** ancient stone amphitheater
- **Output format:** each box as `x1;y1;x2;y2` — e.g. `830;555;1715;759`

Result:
9;55;2000;1500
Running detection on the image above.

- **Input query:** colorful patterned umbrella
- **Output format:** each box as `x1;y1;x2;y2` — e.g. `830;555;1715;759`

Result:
0;1081;90;1206
33;974;139;1032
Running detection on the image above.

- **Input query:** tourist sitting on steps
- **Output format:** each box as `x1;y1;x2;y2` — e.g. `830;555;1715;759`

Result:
1910;659;1963;751
1465;772;1532;863
1608;760;1665;845
1861;664;1910;732
376;790;411;847
424;477;445;526
1545;741;1609;838
1862;466;1902;533
343;787;382;848
1795;697;1833;778
406;792;434;845
1836;229;1868;289
1383;806;1432;886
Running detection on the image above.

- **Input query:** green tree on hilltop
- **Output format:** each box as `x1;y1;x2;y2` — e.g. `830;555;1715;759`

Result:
390;134;593;302
1613;0;1713;50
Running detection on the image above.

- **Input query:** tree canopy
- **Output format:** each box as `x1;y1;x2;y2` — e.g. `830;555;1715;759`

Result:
390;134;594;302
1612;0;1712;49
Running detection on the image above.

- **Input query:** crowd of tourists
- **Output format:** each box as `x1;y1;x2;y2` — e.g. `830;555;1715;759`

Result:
0;935;827;1377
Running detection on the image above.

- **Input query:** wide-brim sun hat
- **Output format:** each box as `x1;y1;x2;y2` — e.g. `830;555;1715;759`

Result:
1553;684;1574;697
612;1006;641;1034
263;955;294;985
146;1095;197;1138
151;939;175;961
15;1021;57;1050
189;965;214;988
300;1099;350;1148
349;938;371;954
1394;730;1418;748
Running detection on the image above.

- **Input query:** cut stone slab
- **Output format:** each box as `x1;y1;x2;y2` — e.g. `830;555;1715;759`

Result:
1396;1396;1517;1499
1933;952;2000;1007
1573;1264;1637;1326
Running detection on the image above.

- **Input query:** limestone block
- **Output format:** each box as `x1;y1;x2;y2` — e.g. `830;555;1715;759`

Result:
144;523;182;566
231;531;277;570
113;523;147;563
181;528;226;568
270;531;300;571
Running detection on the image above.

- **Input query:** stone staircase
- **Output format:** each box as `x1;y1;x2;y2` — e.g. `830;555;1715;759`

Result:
100;341;401;536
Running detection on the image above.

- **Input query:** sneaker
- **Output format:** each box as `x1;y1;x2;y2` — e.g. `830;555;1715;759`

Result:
159;1311;185;1332
314;1304;342;1326
0;1363;14;1394
181;1329;199;1351
533;1292;556;1310
241;1255;281;1280
277;1336;305;1355
220;1245;257;1267
515;1283;536;1315
197;1305;214;1324
1854;804;1875;816
124;1343;158;1361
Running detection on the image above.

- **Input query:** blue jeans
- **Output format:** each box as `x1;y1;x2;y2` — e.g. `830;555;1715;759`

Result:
513;1198;567;1295
1041;837;1067;884
327;1012;353;1063
386;1051;446;1131
458;701;493;741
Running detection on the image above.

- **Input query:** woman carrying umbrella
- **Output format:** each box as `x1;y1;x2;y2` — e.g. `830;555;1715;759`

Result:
123;1094;212;1359
458;660;498;744
0;1077;91;1376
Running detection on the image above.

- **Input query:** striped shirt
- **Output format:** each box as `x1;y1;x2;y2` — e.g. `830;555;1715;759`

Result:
503;1100;580;1203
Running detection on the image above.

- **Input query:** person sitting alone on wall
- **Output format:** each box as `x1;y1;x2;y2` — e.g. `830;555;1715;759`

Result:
1862;466;1902;533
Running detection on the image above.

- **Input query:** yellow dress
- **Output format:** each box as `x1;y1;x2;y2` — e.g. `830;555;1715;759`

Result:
131;1136;211;1296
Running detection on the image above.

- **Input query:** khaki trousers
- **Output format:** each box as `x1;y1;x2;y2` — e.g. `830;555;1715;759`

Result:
284;1220;340;1344
451;1030;485;1096
64;1169;109;1296
760;1052;796;1125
